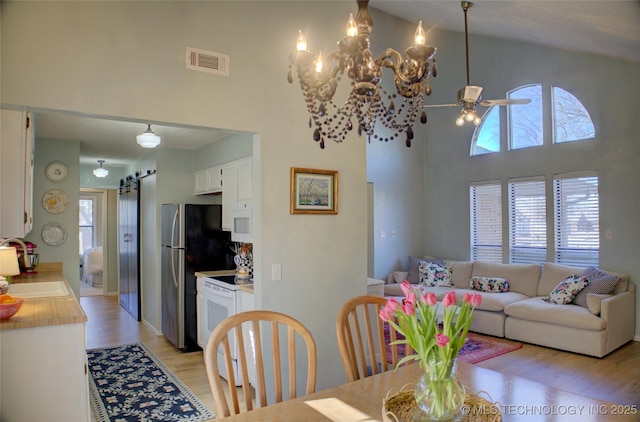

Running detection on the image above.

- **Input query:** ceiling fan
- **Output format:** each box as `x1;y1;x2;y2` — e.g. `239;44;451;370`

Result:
425;1;530;126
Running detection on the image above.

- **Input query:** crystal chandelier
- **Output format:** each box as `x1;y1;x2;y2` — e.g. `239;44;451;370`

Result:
287;0;437;149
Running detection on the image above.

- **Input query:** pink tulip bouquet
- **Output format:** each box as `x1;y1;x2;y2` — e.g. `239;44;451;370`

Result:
379;280;482;373
379;281;483;419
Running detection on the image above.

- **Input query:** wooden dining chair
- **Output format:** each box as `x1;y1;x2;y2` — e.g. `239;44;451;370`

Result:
204;310;317;418
336;295;413;382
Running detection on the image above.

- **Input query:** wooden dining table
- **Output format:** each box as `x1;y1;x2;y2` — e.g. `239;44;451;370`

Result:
220;361;638;421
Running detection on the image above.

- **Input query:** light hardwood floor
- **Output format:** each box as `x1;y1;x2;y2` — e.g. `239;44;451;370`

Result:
81;294;640;421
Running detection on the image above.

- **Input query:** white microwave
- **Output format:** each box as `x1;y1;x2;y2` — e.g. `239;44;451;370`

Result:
231;201;252;243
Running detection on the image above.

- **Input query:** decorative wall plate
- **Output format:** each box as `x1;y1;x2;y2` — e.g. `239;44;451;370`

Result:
42;223;67;246
42;189;69;214
45;161;68;182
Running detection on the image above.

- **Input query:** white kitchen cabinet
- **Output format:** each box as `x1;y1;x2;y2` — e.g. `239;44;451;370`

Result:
194;166;222;195
194;169;207;194
236;156;253;202
221;163;237;231
0;322;90;421
0;108;34;238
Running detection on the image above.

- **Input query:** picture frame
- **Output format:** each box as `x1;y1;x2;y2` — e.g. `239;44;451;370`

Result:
290;167;338;214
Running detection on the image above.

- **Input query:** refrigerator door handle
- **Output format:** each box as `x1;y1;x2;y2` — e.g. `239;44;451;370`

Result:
171;208;180;248
171;250;179;289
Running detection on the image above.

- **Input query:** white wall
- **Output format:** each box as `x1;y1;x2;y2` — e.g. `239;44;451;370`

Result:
1;1;369;389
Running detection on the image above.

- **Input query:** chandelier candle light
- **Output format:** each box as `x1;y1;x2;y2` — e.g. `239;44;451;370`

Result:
379;281;482;421
287;0;438;149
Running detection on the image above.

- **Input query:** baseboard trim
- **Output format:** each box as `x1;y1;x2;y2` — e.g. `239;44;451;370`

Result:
142;318;162;336
634;335;640;342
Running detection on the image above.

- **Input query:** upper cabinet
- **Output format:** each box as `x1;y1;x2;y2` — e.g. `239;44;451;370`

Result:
194;166;222;195
1;109;34;238
194;156;252;239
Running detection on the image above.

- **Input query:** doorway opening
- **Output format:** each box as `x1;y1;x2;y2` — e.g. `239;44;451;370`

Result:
80;189;107;297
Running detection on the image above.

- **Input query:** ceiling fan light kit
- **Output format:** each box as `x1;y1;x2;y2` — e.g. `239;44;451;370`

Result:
427;1;530;127
136;124;161;148
287;0;438;148
93;160;109;178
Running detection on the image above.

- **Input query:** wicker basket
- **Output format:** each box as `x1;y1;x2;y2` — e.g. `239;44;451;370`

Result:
382;387;502;422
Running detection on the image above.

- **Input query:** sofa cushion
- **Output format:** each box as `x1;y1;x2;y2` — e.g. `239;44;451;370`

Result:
546;275;590;304
420;262;452;287
505;297;606;331
407;256;443;284
538;262;583;296
586;293;612;315
443;260;474;289
572;266;620;307
453;288;528;312
384;284;452;300
469;276;510;293
472;261;540;297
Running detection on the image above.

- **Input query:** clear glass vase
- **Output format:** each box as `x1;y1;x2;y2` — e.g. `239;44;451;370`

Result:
413;358;466;421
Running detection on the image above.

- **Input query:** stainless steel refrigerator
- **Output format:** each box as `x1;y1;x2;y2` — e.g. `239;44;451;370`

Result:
161;203;235;352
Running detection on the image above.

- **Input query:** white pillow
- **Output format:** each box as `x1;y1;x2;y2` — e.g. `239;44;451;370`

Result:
586;293;612;315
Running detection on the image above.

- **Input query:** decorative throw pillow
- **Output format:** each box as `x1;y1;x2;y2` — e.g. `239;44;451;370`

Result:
572;266;620;308
546;275;590;305
419;262;452;287
407;256;443;284
469;276;510;293
586;293;612;315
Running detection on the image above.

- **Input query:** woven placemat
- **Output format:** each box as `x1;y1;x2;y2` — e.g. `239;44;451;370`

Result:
383;388;502;422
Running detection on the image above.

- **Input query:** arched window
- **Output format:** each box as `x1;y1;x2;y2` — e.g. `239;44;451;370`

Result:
552;87;595;143
470;84;595;155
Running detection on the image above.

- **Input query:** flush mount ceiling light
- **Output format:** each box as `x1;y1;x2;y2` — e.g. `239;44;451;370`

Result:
93;160;109;178
287;0;438;148
136;124;161;148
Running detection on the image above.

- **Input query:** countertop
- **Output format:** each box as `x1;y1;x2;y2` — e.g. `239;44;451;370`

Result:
0;262;87;331
195;270;254;294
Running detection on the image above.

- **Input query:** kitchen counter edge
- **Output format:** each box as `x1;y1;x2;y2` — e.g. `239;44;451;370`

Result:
0;266;87;331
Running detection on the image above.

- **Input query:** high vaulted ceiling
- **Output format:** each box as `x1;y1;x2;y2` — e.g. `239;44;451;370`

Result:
31;1;640;168
371;0;640;64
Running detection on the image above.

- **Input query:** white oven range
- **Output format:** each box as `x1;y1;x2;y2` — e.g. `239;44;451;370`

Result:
196;275;249;386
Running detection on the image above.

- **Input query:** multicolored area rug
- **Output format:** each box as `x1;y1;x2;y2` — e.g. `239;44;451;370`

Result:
384;326;522;365
87;343;214;422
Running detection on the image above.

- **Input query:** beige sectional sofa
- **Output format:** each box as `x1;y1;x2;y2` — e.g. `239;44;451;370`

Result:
385;258;636;358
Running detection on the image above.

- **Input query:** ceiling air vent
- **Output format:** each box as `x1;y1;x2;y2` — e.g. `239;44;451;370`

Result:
186;47;230;76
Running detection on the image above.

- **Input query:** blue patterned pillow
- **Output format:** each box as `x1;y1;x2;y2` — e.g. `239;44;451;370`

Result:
419;262;452;287
546;275;590;305
469;276;510;293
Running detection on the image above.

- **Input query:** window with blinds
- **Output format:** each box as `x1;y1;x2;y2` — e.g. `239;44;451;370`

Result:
509;178;547;264
554;174;599;267
470;183;502;263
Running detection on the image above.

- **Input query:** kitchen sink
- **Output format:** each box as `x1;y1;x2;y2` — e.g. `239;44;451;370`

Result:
8;281;69;298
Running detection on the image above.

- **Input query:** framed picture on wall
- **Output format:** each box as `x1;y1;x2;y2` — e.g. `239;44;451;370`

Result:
290;167;338;214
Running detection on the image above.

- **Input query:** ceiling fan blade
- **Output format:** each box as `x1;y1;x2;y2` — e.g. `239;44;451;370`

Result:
479;98;532;106
423;103;461;108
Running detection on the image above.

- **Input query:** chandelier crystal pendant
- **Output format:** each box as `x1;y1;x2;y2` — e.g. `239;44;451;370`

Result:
136;124;161;148
287;0;437;149
93;160;109;178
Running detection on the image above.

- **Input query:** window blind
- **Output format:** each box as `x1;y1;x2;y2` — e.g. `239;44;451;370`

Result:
509;179;546;264
470;183;502;263
554;174;599;267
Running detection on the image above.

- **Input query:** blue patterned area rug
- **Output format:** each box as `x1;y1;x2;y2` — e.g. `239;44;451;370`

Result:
87;343;214;422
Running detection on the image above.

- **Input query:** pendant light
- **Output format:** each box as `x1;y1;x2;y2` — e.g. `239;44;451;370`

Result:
93;160;109;178
136;124;161;148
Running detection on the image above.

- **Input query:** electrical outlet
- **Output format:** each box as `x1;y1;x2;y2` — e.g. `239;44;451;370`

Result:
271;264;282;281
380;230;386;238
